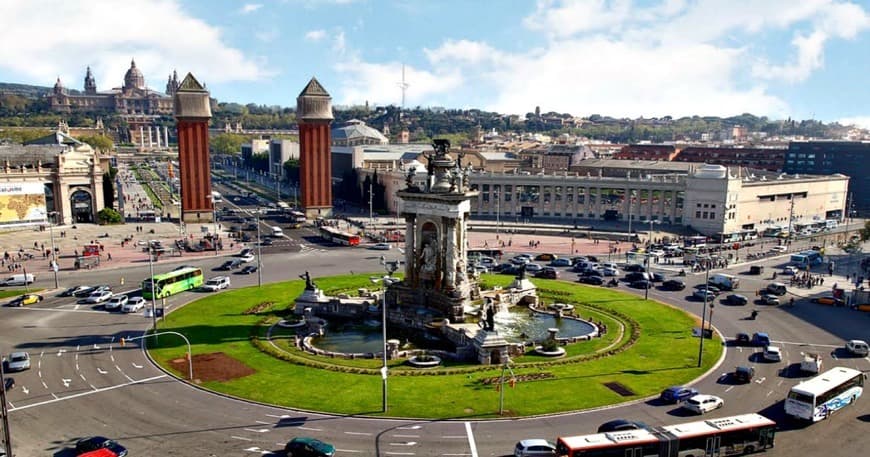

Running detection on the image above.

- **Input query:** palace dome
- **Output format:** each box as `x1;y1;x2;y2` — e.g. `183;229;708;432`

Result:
124;59;145;90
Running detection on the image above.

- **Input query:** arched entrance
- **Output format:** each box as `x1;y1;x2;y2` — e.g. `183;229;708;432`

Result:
70;189;94;223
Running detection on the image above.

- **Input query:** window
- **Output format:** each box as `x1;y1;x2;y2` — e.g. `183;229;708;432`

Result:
696;211;702;218
710;212;716;219
703;212;708;219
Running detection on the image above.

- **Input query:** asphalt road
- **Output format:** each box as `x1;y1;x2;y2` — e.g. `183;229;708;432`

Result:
1;234;869;456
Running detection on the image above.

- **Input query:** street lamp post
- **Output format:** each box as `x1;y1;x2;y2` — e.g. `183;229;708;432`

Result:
644;254;651;300
255;211;263;287
207;194;219;256
697;267;710;367
627;191;635;242
47;211;59;289
147;246;158;334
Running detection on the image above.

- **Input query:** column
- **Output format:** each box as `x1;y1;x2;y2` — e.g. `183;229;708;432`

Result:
148;126;153;148
445;220;456;288
156;129;161;148
139;126;144;147
164;126;169;146
658;189;666;220
405;216;415;281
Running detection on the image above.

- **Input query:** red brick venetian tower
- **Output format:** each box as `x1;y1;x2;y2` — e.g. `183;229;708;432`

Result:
296;78;333;218
173;73;213;222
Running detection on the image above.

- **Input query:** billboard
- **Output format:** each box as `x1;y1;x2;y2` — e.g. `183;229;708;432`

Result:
0;182;47;226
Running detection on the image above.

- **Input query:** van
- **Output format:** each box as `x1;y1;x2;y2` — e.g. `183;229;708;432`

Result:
2;273;35;286
271;227;284;237
766;282;787;296
709;273;739;291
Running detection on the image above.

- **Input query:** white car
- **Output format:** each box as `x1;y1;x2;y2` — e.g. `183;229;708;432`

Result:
514;438;556;457
845;339;869;357
769;245;787;253
601;267;620;277
104;294;129;311
524;263;544;273
783;266;799;276
763;345;783;362
682;394;724;414
84;290;113;304
201;276;231;292
239;253;256;263
3;351;31;372
122;296;147;313
369;243;391;250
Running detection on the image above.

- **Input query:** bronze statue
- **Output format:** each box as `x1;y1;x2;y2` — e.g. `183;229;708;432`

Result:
299;271;316;290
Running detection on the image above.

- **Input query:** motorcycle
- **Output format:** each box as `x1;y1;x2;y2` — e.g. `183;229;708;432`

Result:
749;310;758;320
606;279;619;287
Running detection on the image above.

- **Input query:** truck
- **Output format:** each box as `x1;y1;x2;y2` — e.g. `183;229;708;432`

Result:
709;273;739;291
851;289;870;310
800;352;822;374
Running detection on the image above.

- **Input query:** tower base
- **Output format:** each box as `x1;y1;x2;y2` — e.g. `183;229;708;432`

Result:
304;206;332;220
182;210;215;223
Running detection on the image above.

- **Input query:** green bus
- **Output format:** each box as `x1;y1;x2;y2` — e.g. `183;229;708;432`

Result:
142;267;204;299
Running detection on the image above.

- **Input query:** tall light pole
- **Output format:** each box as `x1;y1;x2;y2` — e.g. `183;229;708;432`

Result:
255;210;263;287
148;246;158;334
47;211;59;289
0;353;13;457
644;254;651;300
697;266;710;367
207;194;218;256
495;191;500;240
369;179;374;228
647;219;659;245
627;190;635;242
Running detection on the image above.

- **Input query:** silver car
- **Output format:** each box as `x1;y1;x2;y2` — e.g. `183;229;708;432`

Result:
4;351;31;372
514;439;555;457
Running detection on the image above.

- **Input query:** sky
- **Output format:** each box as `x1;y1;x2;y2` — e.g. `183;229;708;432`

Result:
1;0;870;127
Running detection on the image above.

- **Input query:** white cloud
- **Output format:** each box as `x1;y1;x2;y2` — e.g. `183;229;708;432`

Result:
256;29;280;43
424;39;504;66
333;60;463;108
304;29;327;42
332;31;347;55
838;116;870;129
240;3;262;14
0;0;271;90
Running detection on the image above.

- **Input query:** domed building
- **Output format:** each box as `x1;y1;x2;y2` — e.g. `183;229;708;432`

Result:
49;59;177;116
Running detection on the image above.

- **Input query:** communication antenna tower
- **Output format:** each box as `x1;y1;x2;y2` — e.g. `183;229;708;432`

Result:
397;64;410;110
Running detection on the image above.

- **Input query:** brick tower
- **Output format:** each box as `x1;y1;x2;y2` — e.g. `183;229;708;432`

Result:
173;73;213;222
296;78;333;219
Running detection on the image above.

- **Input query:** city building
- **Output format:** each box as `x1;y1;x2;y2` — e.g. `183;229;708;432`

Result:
269;139;300;177
360;161;847;238
674;146;785;172
614;144;678;161
241;138;270;162
297;77;334;218
0;126;105;225
783;141;870;216
173;73;214;223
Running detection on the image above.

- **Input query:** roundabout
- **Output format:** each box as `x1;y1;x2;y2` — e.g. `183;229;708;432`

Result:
146;274;723;418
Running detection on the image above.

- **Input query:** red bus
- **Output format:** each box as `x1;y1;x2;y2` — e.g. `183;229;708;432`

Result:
83;244;101;257
556;413;775;457
319;226;361;246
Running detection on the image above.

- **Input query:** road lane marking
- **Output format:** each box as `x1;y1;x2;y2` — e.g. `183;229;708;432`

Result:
62;379;71;388
389;442;417;446
335;450;363;454
465;421;479;457
297;426;322;431
97;368;107;374
89;384;97;391
442;436;466;439
41;381;48;389
38;370;42;378
243;428;270;433
231;436;252;441
398;425;422;430
132;363;143;368
725;386;734;392
344;431;372;436
7;374;168;412
392;435;420;438
21;387;28;395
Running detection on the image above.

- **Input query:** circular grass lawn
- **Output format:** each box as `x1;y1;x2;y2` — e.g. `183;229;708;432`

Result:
147;274;722;419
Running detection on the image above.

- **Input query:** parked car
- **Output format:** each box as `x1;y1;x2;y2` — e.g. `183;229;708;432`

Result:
6;294;43;307
201;276;231;291
3;352;30;372
661;279;685;291
758;294;780;306
596;419;647;433
75;436;128;457
513;438;556;457
239;265;258;275
578;275;604;285
549;258;572;267
104;295;128;311
682;394;724;414
763;345;783;362
845;339;870;357
534;269;559;279
660;386;698;403
734;332;751;346
122;297;147;313
81;290;113;304
284;437;335;457
723;294;748;306
732;365;755;383
369;242;391;250
60;285;91;297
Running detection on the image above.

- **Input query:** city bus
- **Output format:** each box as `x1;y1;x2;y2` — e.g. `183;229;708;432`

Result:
468;248;505;260
141;267;204;299
790;250;823;269
784;366;865;422
683;235;708;248
555;413;776;457
318;226;361;246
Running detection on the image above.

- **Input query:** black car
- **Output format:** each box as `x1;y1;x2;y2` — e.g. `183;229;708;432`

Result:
734;332;751;346
661;279;685;291
624;272;648;282
649;272;665;282
534;269;558;279
724;294;749;306
75;436;128;457
624;264;646;273
259;237;274;246
732;365;755;383
217;260;242;271
239;265;258;275
597;419;648;433
60;285;90;297
284;437;335;457
578;275;604;285
73;286;98;298
630;280;652;289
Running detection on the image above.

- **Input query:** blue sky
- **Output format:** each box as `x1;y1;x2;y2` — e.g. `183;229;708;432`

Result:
2;0;870;127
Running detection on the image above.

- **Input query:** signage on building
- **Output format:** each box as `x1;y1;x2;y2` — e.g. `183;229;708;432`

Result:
0;182;47;227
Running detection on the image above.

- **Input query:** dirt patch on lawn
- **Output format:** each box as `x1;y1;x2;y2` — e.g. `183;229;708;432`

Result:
169;352;256;382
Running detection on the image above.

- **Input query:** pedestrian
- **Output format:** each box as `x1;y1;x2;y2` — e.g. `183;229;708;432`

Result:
107;252;112;261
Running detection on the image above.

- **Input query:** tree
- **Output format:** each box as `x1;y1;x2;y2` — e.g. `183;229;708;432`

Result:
210;133;246;155
102;166;118;209
78;134;114;152
861;221;870;242
282;159;299;183
97;207;123;225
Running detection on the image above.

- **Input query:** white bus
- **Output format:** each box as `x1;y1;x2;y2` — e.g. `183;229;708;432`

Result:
785;366;865;421
211;191;223;203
